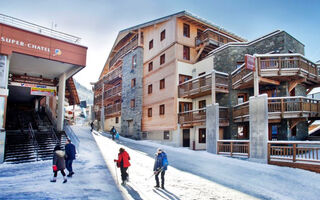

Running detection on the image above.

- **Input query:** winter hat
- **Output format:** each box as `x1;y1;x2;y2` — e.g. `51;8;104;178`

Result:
157;148;162;153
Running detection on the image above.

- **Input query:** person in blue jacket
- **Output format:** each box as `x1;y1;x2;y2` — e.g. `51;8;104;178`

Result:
153;148;168;189
65;139;76;177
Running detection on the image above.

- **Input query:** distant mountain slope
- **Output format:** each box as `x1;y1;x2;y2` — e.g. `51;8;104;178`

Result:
74;79;93;105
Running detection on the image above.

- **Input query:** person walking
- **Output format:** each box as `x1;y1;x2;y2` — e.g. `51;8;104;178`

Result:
51;145;67;183
114;147;131;185
65;139;76;177
90;121;94;132
153;148;168;189
110;126;116;140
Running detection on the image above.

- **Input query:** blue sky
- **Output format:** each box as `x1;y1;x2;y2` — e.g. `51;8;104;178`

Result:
1;0;319;89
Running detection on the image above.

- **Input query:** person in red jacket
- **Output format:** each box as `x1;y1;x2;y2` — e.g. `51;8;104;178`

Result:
114;147;131;185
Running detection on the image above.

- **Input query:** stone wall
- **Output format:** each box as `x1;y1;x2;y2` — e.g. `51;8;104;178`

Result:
121;47;143;139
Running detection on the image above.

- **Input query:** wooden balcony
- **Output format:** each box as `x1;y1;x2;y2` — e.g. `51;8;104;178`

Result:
105;102;121;117
195;29;224;52
178;71;229;99
104;84;122;101
217;140;250;158
232;54;320;90
268;141;320;173
233;96;320;122
178;107;229;127
109;35;138;68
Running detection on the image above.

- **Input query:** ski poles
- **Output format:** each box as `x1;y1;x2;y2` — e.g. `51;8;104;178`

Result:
146;167;163;180
114;163;119;185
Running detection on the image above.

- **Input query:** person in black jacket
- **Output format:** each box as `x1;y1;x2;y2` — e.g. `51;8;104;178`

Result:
65;139;76;177
51;145;67;183
110;126;116;140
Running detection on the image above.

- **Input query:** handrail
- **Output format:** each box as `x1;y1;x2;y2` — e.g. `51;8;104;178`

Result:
50;127;59;145
28;123;39;161
63;120;80;152
109;35;138;67
0;14;81;44
217;140;250;158
105;102;121;115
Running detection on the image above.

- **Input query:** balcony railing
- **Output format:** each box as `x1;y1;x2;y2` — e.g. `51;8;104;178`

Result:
231;54;319;89
104;84;122;99
109;35;138;68
233;101;249;121
105;103;121;116
233;96;320;121
217;140;250;158
178;71;229;98
195;29;224;47
0;14;81;44
178;107;229;126
268;141;320;173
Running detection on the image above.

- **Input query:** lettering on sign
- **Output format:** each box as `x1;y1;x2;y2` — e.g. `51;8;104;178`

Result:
0;36;57;54
245;54;255;71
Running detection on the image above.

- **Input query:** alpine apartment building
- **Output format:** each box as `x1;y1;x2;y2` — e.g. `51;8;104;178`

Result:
93;11;320;150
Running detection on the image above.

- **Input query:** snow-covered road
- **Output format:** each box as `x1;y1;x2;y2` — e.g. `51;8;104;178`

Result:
95;130;320;200
0;125;124;200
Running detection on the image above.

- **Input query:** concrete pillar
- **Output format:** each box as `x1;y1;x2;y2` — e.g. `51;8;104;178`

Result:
211;70;216;104
206;103;219;154
57;73;66;131
253;56;259;96
249;94;268;163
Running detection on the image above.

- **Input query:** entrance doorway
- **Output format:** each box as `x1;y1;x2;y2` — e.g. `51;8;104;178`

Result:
183;129;190;147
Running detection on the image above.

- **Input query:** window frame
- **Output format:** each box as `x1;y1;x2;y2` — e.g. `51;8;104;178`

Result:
163;131;170;140
160;54;165;65
148;84;153;94
160;78;165;89
130;99;135;108
149;39;153;50
183;23;190;38
159;104;165;115
198;128;206;143
160;29;166;41
131;78;136;88
148;108;152;117
132;54;137;69
148;62;153;72
183;45;190;60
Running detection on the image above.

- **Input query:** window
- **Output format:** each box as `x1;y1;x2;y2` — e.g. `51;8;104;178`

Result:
183;23;190;38
219;37;224;43
160;79;165;89
164;131;170;140
148;62;153;72
131;78;136;88
159;104;165;115
199;128;206;143
160;54;165;65
238;125;248;139
148;108;152;117
160;30;166;41
199;100;206;113
115;117;119;124
179;74;192;84
237;93;248;104
148;84;152;94
197;29;202;37
132;55;137;69
130;99;135;108
149;39;153;49
183;46;190;60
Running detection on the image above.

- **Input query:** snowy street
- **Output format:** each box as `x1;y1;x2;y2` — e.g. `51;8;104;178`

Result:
0;125;124;200
95;129;320;200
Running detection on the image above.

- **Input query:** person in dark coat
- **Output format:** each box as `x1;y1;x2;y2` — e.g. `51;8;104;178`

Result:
153;148;168;189
65;139;76;177
110;126;116;140
51;145;67;183
90;121;94;132
114;147;131;185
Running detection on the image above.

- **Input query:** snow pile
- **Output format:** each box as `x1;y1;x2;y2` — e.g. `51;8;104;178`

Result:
0;126;124;200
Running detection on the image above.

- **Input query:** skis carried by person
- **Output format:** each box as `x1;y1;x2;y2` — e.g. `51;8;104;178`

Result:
146;167;163;180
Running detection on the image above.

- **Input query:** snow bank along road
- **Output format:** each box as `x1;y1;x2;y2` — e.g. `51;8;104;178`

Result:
95;130;320;200
0;126;124;200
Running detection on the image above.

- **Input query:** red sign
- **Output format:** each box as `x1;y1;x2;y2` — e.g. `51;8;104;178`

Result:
245;54;255;71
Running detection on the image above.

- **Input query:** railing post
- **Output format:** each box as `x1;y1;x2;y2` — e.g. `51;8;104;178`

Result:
230;142;233;157
247;142;250;158
293;143;296;162
267;143;270;163
281;98;284;117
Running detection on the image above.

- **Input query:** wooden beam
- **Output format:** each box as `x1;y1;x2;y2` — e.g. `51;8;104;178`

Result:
194;45;205;62
259;77;280;86
290;118;306;130
288;78;306;93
